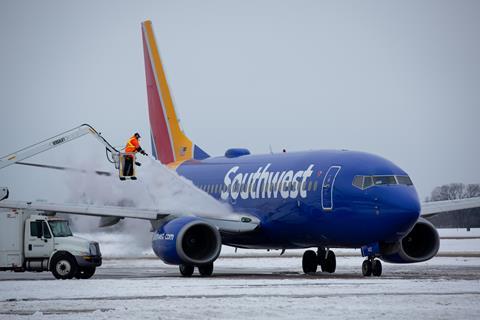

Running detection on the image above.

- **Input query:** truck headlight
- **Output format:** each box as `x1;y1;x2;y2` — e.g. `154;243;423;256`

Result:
89;242;100;256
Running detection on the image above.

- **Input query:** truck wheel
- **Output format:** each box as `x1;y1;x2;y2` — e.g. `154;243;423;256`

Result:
74;267;96;279
51;253;77;280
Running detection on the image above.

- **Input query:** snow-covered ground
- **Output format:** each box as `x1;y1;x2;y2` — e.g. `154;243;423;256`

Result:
0;230;479;320
1;258;479;320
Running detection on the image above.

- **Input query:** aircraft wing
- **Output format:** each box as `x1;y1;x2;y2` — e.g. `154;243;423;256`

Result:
0;200;260;233
421;197;480;229
421;197;480;217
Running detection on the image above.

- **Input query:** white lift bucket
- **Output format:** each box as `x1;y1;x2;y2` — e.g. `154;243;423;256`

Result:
118;153;137;180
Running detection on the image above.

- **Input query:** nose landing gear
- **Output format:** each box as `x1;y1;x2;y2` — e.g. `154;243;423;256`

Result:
302;248;336;274
362;257;382;277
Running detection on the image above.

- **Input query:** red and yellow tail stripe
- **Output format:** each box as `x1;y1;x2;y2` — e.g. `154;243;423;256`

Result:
141;20;209;166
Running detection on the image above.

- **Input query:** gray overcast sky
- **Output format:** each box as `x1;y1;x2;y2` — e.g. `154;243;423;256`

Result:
0;0;479;202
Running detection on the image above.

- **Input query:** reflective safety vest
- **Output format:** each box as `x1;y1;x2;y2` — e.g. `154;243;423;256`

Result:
125;136;140;153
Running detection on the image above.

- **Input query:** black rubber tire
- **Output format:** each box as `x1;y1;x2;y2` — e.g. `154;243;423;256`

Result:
179;264;194;277
372;259;382;277
323;250;336;273
51;253;78;280
75;267;96;279
302;250;318;274
198;263;214;277
362;260;372;277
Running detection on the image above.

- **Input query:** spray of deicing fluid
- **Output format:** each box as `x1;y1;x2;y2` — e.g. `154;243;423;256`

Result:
67;156;233;215
64;155;235;257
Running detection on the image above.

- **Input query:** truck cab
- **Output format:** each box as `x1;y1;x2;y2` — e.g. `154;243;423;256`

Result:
0;209;102;279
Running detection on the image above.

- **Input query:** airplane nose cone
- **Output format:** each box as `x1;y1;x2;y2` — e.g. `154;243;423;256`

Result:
371;187;421;240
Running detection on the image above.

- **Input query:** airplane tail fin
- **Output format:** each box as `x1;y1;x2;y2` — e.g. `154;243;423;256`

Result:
141;20;209;165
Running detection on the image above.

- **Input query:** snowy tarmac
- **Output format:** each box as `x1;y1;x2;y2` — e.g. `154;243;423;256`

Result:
1;231;479;319
1;256;479;319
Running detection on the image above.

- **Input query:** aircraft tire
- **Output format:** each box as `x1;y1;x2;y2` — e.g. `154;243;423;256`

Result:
302;250;318;274
372;259;382;277
179;264;194;277
198;263;214;277
323;250;336;273
362;260;372;276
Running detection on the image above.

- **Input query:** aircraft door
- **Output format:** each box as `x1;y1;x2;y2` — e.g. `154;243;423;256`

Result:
321;166;341;211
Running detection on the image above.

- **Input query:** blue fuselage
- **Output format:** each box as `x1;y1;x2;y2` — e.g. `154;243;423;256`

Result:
176;150;420;250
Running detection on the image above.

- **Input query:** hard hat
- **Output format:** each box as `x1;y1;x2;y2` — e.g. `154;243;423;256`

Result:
134;132;141;139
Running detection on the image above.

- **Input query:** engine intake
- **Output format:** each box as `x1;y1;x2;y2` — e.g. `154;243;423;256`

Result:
380;218;440;263
152;216;221;265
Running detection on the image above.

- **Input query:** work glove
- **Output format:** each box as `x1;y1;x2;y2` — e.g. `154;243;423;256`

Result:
141;150;148;156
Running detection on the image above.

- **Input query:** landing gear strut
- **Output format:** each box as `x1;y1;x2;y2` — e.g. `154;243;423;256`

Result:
302;248;336;274
362;257;382;277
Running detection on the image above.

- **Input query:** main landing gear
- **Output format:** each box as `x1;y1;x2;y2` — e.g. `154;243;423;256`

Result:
179;263;214;277
302;248;336;274
362;257;382;277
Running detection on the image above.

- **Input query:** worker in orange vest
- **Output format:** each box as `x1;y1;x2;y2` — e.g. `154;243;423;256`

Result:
122;132;148;179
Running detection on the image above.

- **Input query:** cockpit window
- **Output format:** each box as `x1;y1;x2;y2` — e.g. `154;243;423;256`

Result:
396;175;413;185
373;176;397;186
352;175;413;189
363;176;373;188
352;176;363;189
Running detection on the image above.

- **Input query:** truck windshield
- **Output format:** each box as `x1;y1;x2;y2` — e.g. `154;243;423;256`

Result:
48;220;73;237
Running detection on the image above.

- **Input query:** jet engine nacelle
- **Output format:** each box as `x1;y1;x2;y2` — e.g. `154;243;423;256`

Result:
380;218;440;263
152;216;222;265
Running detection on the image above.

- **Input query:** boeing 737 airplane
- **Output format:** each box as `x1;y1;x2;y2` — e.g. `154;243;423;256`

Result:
1;20;479;278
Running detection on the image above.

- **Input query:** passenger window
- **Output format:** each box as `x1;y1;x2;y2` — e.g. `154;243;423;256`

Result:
313;181;318;191
308;181;313;191
302;181;307;191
